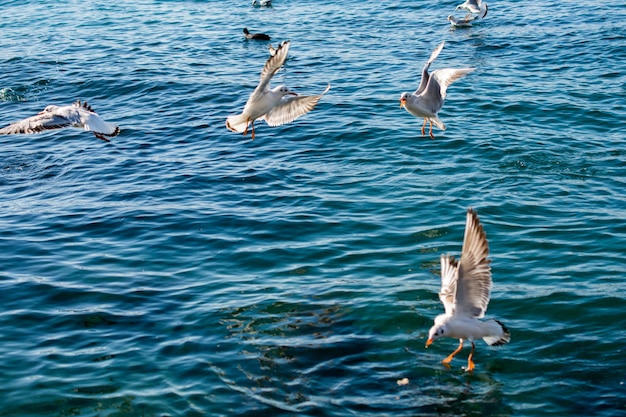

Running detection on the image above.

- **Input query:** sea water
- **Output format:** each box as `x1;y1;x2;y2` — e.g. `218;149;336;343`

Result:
0;0;625;415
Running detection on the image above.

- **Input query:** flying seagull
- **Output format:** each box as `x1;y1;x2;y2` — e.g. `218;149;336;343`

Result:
455;0;488;19
426;208;510;372
0;100;119;142
399;41;474;139
226;41;330;140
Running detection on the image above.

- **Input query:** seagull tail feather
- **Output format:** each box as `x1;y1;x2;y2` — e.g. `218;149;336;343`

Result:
226;114;249;133
430;116;446;131
483;319;511;346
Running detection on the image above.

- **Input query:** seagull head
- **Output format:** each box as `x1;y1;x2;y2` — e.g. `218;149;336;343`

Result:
399;92;409;108
274;85;298;97
426;323;447;347
40;105;60;114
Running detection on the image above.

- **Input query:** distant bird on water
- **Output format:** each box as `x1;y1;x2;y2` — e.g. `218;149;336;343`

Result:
0;100;119;142
447;14;477;28
243;28;271;40
399;41;474;139
226;41;330;140
455;0;488;18
251;0;272;6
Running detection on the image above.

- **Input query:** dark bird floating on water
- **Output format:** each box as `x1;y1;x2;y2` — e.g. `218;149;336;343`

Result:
243;28;271;40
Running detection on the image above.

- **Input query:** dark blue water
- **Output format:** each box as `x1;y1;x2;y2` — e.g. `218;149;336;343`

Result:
1;0;625;416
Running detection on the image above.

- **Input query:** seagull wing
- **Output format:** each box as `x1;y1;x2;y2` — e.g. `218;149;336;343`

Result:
0;112;71;135
264;84;330;127
418;75;445;114
415;41;445;95
75;107;119;136
428;67;475;102
439;254;460;315
457;0;480;12
255;40;290;94
454;208;492;318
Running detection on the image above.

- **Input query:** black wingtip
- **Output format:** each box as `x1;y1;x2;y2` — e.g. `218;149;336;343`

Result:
489;319;510;346
74;100;96;113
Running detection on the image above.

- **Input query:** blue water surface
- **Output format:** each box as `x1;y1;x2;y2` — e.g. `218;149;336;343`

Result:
1;0;625;416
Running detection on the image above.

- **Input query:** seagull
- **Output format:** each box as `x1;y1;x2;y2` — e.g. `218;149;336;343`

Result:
399;41;474;139
447;14;477;28
226;41;330;140
455;0;488;19
426;208;510;372
243;28;271;40
251;0;272;6
0;100;119;142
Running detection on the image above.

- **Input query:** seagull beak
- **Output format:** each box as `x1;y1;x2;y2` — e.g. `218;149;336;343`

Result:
425;338;433;347
400;98;406;108
289;92;298;96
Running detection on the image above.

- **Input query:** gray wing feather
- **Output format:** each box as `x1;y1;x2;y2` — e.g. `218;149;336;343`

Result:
455;208;492;318
415;41;445;95
439;254;459;315
0;113;71;135
264;84;330;127
429;68;475;102
255;40;290;94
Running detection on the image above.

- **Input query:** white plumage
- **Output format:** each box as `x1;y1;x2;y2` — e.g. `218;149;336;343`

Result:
447;14;478;28
455;0;488;19
400;41;474;139
0;100;119;142
426;208;510;372
226;41;330;140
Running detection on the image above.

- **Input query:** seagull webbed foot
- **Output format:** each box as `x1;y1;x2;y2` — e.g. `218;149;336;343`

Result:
442;339;464;365
462;342;476;372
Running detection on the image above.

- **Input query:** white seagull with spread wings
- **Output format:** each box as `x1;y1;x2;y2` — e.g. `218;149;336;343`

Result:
0;100;119;142
455;0;488;19
226;41;330;140
426;208;510;372
400;41;474;139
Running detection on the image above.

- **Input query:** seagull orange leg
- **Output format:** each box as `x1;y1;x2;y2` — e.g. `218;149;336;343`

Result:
421;119;427;136
243;118;250;137
429;121;435;139
465;341;476;372
94;133;110;142
250;120;256;140
442;339;464;364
